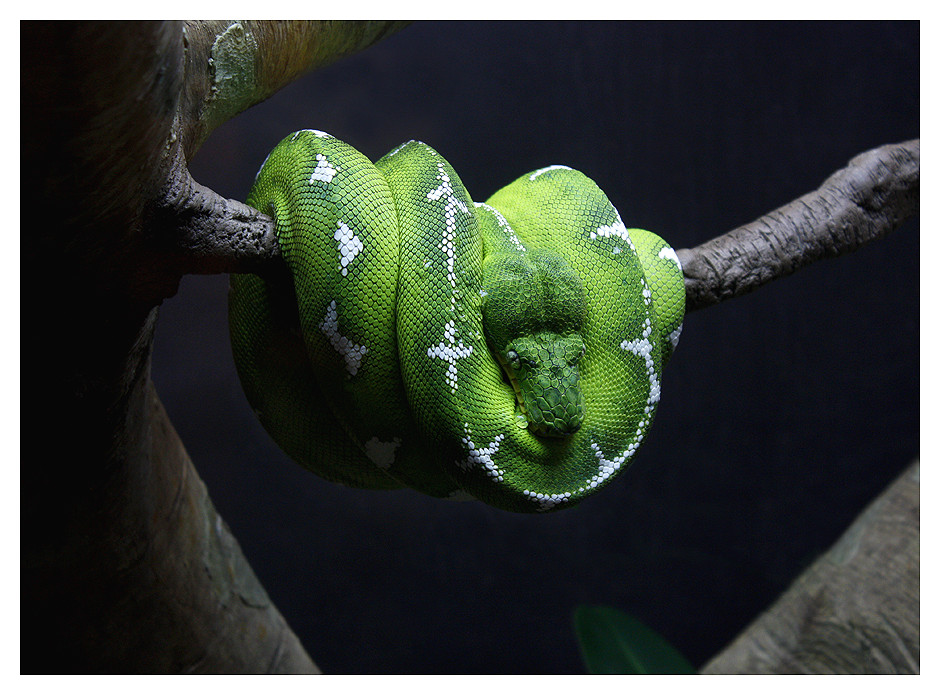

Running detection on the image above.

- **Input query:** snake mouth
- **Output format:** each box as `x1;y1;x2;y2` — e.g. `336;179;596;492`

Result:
529;420;581;438
492;348;537;431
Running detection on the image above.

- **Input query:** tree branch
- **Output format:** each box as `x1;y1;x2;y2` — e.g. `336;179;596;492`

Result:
140;20;409;289
702;461;919;674
678;140;920;312
168;140;919;288
21;20;407;673
179;21;409;157
151;147;281;277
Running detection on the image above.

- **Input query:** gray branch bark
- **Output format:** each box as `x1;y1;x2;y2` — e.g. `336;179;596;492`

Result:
153;147;280;277
678;140;920;312
703;461;919;674
157;140;920;304
22;19;406;674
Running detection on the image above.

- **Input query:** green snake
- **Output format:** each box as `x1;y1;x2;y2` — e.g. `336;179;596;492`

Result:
229;130;685;513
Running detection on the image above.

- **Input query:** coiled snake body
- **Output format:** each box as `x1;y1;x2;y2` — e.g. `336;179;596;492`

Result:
229;131;684;512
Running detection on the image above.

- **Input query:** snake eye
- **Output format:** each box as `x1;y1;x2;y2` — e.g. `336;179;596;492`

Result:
506;350;520;368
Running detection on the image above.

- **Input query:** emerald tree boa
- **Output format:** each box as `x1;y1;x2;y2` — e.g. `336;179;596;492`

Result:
229;131;684;512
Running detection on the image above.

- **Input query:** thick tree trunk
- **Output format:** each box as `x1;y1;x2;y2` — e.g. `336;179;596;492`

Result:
702;461;919;674
21;19;404;674
20;20;917;673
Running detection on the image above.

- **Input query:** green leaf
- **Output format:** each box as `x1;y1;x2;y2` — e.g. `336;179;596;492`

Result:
572;604;696;674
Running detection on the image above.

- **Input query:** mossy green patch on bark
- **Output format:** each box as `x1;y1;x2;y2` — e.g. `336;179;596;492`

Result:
205;22;260;131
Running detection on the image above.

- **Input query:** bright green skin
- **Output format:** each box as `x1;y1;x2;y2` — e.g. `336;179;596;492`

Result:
229;131;685;513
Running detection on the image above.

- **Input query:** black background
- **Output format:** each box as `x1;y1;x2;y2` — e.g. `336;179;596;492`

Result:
151;21;919;673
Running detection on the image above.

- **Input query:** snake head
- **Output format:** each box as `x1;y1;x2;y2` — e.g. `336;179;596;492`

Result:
501;333;586;437
481;249;588;438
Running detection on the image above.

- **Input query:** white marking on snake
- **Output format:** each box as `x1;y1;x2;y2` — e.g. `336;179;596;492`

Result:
309;153;338;183
669;324;683;350
640;276;653;307
386;140;418;159
591;211;637;253
475;202;526;252
578;440;637;497
364;436;401;469
319;300;368;376
292;129;333;140
620;316;661;407
254;150;273;181
334;221;363;277
427;162;469;289
529;165;572;180
427;320;473;393
457;424;506;483
521;487;573;512
658;245;681;269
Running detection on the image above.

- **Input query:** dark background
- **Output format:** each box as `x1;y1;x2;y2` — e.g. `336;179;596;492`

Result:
151;21;919;673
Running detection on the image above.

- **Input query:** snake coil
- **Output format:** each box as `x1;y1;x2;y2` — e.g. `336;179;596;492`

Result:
229;130;684;512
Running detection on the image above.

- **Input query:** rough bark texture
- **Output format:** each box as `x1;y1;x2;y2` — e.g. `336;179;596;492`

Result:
21;19;405;674
152;147;281;278
702;461;919;674
20;20;917;674
179;20;408;158
678;140;920;313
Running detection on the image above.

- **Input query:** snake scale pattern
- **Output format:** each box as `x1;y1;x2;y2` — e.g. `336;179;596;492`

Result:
229;130;685;513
